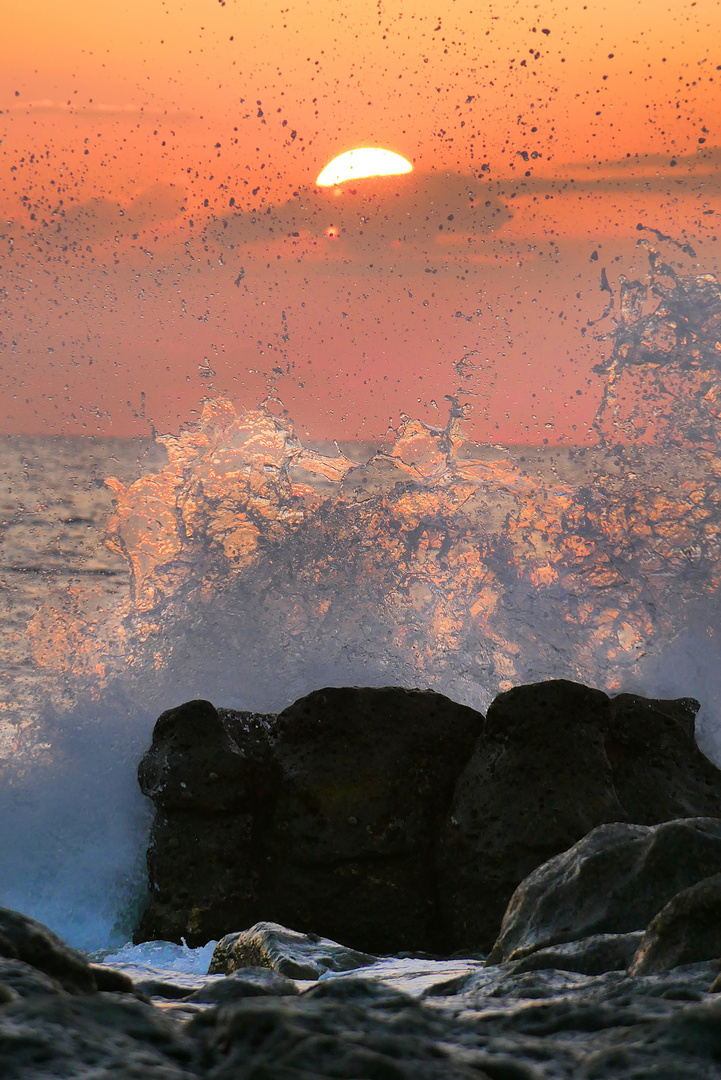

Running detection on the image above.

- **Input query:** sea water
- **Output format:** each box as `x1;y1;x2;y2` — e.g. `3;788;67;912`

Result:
0;435;167;951
3;408;721;967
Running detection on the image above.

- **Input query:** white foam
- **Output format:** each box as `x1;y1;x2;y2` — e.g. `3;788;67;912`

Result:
101;938;218;978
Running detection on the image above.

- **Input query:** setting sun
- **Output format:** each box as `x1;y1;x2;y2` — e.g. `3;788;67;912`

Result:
316;148;413;187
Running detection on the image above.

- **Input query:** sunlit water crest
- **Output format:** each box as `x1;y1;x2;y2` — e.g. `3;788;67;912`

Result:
2;251;721;957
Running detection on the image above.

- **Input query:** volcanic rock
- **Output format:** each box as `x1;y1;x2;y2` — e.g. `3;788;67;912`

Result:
440;681;721;951
0;959;66;1000
209;922;378;981
188;978;491;1080
630;873;721;975
258;685;483;953
135;679;721;954
137;699;276;813
0;907;99;995
136;685;483;951
183;966;299;1004
10;903;721;1078
488;818;721;964
507;932;645;976
0;993;199;1080
135;699;278;945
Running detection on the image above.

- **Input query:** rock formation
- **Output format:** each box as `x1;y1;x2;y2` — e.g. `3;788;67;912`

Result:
209;922;377;981
135;678;721;953
442;682;721;950
487;818;721;964
630;873;721;975
8;902;721;1077
0;907;133;996
136;685;483;951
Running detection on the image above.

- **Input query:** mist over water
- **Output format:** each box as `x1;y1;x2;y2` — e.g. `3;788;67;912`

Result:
3;244;721;952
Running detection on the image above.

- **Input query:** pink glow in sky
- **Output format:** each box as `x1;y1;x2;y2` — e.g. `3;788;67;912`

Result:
1;0;720;442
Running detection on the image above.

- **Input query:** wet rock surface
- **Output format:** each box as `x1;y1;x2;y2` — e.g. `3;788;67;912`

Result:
0;906;113;995
8;908;721;1077
630;872;721;975
488;817;721;963
505;932;645;977
136;679;721;954
208;922;377;981
183;967;299;1004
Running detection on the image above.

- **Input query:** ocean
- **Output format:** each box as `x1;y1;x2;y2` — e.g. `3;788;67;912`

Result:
3;407;721;965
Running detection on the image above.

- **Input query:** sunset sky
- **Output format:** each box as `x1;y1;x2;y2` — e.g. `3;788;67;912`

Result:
1;0;720;442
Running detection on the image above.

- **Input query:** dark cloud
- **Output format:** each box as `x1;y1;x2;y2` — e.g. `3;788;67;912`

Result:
204;169;513;253
7;182;186;245
496;146;721;197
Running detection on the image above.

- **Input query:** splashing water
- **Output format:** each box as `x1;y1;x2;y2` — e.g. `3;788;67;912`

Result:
4;248;721;951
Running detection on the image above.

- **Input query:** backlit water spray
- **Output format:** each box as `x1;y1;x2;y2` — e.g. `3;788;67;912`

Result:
2;242;721;950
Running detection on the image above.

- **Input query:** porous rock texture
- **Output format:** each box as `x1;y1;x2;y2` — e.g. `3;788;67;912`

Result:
440;680;721;950
259;685;483;953
136;685;483;952
630;872;721;975
488;818;721;964
0;906;133;996
135;699;278;945
506;932;645;977
136;678;721;953
12;907;721;1078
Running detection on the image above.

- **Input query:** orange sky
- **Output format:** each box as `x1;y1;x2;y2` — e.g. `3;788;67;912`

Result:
1;0;720;442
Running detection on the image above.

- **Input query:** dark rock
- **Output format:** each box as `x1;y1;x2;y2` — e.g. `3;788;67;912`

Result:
0;993;199;1080
0;907;97;994
440;680;721;950
137;699;277;812
135;699;278;945
133;976;195;1000
630;873;721;974
87;963;136;994
0;958;66;999
137;810;260;945
183;967;298;1003
260;685;484;953
135;680;721;955
508;932;645;976
488;818;721;964
137;685;483;952
187;978;489;1079
209;921;378;980
11;906;721;1078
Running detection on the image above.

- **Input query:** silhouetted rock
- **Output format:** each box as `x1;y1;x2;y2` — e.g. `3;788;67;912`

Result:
135;699;278;944
440;681;721;950
630;873;721;975
488;818;721;964
135;680;721;954
138;699;276;813
259;686;483;953
209;922;378;981
136;685;483;951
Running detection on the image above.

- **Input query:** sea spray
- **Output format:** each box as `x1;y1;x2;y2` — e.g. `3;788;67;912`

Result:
3;248;721;951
